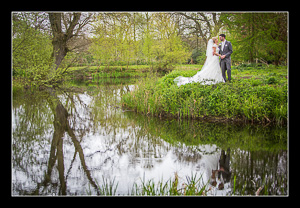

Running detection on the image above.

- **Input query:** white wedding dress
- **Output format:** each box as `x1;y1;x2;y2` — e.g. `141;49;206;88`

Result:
174;39;225;86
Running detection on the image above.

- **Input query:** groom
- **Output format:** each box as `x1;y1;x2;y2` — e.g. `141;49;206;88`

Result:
218;34;233;82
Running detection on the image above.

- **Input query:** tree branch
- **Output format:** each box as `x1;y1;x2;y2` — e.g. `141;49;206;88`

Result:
66;12;81;40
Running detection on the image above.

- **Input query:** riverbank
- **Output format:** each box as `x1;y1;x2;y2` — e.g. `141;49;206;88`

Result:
66;64;187;80
66;64;204;79
12;64;203;91
121;64;288;125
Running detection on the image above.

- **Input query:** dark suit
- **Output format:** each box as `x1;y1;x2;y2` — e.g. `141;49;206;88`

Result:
218;148;231;183
218;40;233;82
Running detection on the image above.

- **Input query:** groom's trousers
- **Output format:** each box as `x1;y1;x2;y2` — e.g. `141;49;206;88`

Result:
220;60;231;82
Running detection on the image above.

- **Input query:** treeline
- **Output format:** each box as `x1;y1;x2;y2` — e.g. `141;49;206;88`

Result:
87;12;287;67
89;12;190;70
12;12;288;87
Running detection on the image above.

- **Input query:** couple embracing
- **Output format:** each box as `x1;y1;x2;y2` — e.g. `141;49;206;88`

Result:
174;34;233;86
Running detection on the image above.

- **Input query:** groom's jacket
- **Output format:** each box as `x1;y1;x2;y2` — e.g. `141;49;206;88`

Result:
218;40;233;61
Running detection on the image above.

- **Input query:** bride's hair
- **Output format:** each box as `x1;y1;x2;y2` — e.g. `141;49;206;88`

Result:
212;37;218;43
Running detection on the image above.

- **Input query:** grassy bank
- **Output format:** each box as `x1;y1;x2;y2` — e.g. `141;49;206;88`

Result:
66;66;148;79
66;64;181;80
66;64;203;80
121;64;288;125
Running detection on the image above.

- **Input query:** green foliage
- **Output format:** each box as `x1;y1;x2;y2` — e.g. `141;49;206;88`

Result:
12;13;74;88
189;48;206;64
135;172;208;196
90;13;191;70
95;176;118;196
86;172;209;196
12;12;288;89
13;16;54;87
122;65;287;124
222;12;287;65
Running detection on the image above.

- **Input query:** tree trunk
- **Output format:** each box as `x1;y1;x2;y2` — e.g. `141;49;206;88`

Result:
274;54;280;66
52;33;68;70
49;12;81;70
248;13;255;63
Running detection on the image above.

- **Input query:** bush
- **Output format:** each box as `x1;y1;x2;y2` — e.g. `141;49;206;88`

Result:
265;77;277;84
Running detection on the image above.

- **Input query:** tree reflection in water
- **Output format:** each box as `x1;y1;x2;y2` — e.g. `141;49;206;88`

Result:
12;80;287;196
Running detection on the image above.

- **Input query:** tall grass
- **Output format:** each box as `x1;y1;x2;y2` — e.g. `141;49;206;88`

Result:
87;172;209;196
122;66;287;125
96;176;119;196
87;172;286;196
132;172;208;196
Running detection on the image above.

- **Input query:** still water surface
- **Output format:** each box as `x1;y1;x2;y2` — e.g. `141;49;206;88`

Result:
12;78;287;196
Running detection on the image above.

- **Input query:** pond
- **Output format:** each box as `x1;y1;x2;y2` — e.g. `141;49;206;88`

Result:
12;78;288;196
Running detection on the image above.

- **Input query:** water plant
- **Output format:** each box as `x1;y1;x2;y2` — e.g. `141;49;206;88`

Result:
94;176;119;196
130;172;208;196
85;173;209;196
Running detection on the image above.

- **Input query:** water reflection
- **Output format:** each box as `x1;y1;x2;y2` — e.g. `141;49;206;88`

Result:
124;111;287;195
210;148;231;192
12;79;287;196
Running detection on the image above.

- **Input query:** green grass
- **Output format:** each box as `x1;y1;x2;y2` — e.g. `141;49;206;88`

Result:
96;176;119;196
86;172;286;196
87;172;286;196
68;65;151;71
67;65;155;80
121;64;287;125
87;172;209;196
67;64;203;80
133;172;208;196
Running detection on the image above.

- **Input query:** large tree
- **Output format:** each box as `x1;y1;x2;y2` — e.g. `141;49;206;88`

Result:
48;12;93;70
49;12;81;70
178;12;225;47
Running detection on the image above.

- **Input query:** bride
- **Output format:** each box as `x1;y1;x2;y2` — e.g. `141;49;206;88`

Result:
174;37;225;86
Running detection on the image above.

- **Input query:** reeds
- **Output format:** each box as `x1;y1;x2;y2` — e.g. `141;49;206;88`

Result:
87;172;209;196
86;172;287;196
131;172;209;196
